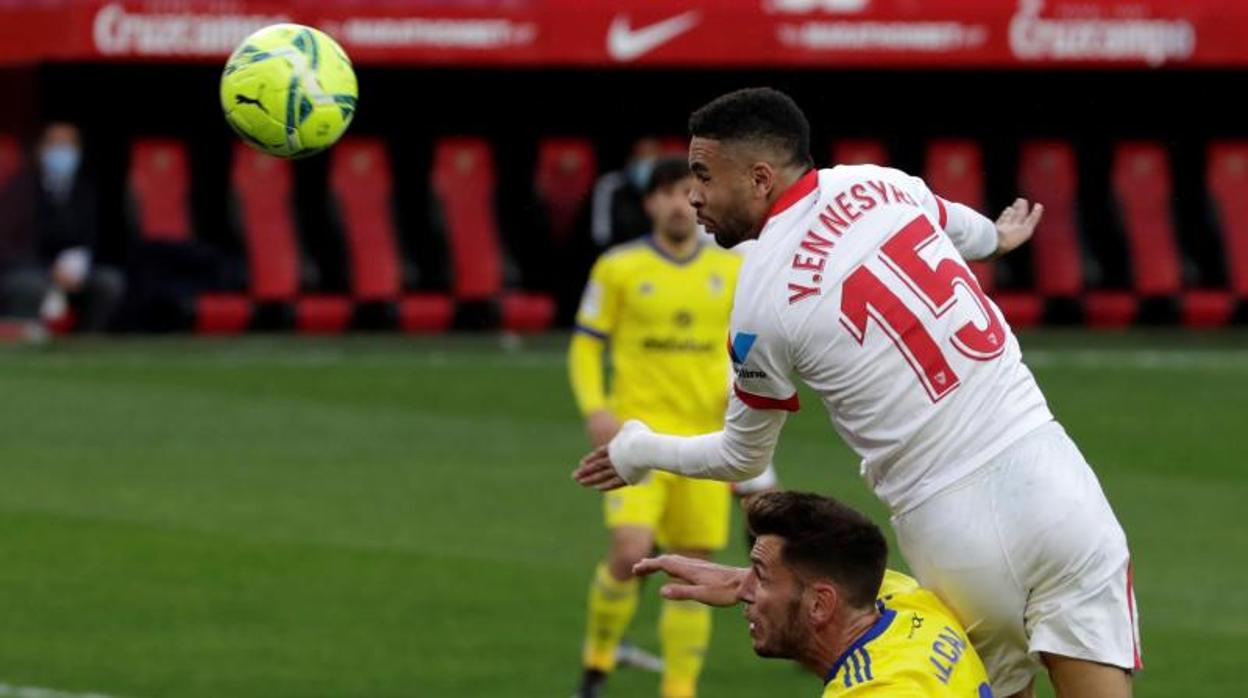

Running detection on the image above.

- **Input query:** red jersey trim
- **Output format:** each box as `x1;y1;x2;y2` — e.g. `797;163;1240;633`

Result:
735;383;800;412
767;169;819;221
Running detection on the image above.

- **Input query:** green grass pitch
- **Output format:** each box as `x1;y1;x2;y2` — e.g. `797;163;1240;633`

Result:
0;332;1243;697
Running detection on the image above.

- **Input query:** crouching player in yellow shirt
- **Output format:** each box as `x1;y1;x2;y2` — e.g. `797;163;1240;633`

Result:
635;491;994;697
569;158;775;698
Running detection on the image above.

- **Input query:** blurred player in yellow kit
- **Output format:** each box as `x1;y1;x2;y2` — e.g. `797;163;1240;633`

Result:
569;157;775;698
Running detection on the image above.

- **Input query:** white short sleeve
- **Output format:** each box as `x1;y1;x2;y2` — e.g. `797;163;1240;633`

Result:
728;327;800;412
908;175;999;261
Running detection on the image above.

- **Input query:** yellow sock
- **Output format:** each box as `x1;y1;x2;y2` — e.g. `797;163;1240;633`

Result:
582;562;640;672
659;599;711;698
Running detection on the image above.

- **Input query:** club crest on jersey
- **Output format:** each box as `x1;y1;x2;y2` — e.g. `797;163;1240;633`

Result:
708;273;725;294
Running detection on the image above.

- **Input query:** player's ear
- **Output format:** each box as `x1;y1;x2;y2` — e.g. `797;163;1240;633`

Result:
806;580;840;628
750;161;776;201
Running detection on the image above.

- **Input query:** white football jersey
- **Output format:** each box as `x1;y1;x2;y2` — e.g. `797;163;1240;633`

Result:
728;167;1053;513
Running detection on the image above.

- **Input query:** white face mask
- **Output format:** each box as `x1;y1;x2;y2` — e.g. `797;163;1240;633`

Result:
627;157;655;191
41;144;81;181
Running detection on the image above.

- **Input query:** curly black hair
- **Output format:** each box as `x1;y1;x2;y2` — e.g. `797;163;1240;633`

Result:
688;87;813;169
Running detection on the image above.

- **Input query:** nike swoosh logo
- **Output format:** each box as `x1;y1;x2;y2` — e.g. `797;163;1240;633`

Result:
607;12;700;62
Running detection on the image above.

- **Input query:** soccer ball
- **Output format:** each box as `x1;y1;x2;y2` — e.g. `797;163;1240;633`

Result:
220;23;358;159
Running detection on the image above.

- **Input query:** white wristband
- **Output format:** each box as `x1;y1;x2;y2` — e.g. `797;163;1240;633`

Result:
607;419;659;485
732;462;779;495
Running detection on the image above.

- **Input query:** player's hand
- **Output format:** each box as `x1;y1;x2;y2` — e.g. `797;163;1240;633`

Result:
994;198;1044;257
633;555;747;607
585;409;621;449
573;446;628;491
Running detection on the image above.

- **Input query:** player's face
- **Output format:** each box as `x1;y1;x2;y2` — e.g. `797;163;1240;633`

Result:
738;535;811;659
688;137;764;249
644;176;698;242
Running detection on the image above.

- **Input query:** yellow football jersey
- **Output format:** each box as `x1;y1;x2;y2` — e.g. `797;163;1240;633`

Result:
571;237;740;435
823;571;993;697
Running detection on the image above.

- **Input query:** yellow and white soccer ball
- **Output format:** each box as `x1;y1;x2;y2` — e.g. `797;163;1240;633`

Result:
220;24;357;159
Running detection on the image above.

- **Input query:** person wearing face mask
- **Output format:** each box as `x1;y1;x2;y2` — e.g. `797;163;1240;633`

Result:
589;137;666;251
0;122;125;332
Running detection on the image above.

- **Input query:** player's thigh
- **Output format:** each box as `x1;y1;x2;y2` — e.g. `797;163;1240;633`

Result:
603;478;667;577
656;474;731;552
1042;653;1132;698
891;465;1038;696
1001;428;1139;676
604;473;667;532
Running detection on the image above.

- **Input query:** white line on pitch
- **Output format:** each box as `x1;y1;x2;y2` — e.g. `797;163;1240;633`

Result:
0;683;127;698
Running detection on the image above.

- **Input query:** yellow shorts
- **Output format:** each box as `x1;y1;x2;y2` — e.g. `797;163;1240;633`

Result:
603;470;731;551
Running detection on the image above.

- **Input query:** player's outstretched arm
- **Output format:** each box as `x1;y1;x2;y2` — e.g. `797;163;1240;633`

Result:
573;403;785;491
633;555;747;607
994;197;1044;257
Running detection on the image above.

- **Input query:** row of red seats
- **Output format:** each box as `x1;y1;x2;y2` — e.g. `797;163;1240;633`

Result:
4;134;1247;330
128;137;563;333
844;138;1248;328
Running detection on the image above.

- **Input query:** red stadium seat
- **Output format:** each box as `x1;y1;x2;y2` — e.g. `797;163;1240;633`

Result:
1181;289;1234;327
294;295;353;334
535;138;596;244
1111;142;1183;298
1201;141;1248;325
925;140;991;291
331;138;402;301
1083;292;1138;328
433;138;503;301
329;137;453;332
832;139;888;167
1208;142;1248;298
833;139;888;167
126;138;251;334
399;295;455;334
925;139;1042;327
433;137;555;331
1018;141;1086;299
1016;140;1120;325
925;141;986;216
1111;142;1207;326
233;144;301;302
194;293;252;334
128;139;193;242
501;293;557;333
233;143;351;333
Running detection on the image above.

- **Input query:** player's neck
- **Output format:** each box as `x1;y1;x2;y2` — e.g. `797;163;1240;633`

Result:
750;165;814;241
766;166;812;210
802;606;881;682
652;231;700;261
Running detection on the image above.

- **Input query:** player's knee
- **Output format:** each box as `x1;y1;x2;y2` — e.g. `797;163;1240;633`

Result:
606;552;645;581
606;527;653;580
